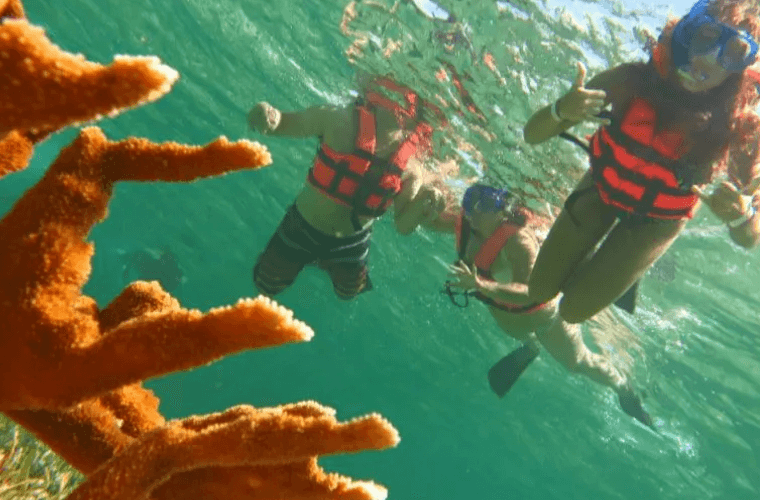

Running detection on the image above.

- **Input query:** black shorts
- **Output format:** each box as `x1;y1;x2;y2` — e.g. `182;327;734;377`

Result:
253;204;373;300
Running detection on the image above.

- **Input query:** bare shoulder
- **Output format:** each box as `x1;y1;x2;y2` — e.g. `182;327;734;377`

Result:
503;225;540;282
506;226;540;257
321;105;357;148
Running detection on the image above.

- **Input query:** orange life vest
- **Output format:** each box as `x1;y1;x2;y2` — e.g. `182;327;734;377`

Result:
307;79;440;218
589;98;699;219
454;213;550;314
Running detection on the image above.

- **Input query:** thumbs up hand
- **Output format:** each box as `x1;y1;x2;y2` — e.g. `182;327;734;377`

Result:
555;62;611;126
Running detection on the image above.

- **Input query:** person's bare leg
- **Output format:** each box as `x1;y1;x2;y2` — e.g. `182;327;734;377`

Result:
536;318;625;390
537;316;653;427
559;217;686;323
529;172;616;304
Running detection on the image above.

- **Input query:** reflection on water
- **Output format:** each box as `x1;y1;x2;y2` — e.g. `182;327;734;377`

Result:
338;0;663;211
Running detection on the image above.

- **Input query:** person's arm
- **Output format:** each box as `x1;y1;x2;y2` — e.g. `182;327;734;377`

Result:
727;203;760;248
693;177;760;248
423;205;459;233
393;173;449;235
474;227;538;304
523;62;624;145
247;102;348;138
726;142;760;248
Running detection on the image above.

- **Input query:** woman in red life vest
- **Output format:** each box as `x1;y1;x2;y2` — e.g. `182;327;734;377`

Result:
524;0;760;323
247;77;447;300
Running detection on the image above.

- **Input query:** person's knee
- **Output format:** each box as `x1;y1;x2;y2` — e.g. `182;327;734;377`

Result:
332;278;367;300
327;263;370;300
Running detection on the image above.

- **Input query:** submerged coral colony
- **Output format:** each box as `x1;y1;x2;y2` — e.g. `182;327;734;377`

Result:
0;0;400;499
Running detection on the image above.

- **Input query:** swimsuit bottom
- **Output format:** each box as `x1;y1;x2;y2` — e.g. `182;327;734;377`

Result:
253;204;373;299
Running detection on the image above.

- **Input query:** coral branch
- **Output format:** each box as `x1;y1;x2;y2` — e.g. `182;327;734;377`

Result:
0;19;179;136
0;0;24;19
4;385;162;474
0;127;286;410
154;461;392;500
1;1;400;498
67;403;399;500
97;129;273;182
56;295;314;406
0;130;34;178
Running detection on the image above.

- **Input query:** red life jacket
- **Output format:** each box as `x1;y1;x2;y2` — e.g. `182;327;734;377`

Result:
307;79;439;217
589;98;699;219
454;213;550;314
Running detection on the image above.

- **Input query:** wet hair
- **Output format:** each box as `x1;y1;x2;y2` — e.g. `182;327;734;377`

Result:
645;0;760;185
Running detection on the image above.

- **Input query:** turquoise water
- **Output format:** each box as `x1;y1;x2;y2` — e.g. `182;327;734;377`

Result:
6;0;760;498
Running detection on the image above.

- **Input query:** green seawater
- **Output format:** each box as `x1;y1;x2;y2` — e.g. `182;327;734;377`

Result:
5;0;760;498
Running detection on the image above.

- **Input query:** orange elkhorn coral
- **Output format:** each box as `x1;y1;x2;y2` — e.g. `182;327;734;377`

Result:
68;402;399;500
6;282;398;500
0;19;179;137
0;128;284;411
1;1;401;497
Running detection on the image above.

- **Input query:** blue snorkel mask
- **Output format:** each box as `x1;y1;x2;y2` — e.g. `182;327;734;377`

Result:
671;0;758;75
462;184;515;217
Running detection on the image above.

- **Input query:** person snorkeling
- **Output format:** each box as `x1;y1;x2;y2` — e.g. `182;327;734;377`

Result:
426;183;653;426
247;76;447;300
525;0;760;325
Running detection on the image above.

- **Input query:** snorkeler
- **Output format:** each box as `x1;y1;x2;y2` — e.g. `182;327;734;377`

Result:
427;183;652;426
247;76;447;300
525;0;760;324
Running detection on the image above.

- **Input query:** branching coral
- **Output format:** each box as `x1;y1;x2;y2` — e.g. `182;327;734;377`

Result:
0;0;24;19
0;126;286;411
69;402;398;500
0;1;400;499
0;18;179;138
0;130;35;178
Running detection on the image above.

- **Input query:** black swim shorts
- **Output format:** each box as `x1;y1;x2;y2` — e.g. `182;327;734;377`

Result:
253;204;373;300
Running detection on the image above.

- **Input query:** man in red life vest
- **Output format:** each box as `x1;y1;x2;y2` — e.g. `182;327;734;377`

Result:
247;77;446;299
431;184;653;427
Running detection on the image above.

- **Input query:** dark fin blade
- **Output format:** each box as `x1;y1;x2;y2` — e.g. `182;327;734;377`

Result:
618;385;655;428
614;280;640;314
487;342;540;398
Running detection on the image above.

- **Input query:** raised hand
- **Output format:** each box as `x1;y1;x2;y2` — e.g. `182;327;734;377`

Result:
447;261;483;291
556;62;610;125
417;184;447;222
247;102;281;134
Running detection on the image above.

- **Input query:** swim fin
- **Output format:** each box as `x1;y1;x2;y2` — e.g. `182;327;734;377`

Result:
617;385;654;428
614;280;640;314
487;341;540;398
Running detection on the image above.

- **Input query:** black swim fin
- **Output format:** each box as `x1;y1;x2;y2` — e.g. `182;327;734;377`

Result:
617;385;654;428
487;342;540;398
614;280;640;314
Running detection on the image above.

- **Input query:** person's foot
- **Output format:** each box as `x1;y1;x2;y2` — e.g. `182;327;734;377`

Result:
617;385;654;428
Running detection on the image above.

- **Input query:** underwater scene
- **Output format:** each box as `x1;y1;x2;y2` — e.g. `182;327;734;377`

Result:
2;0;760;498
